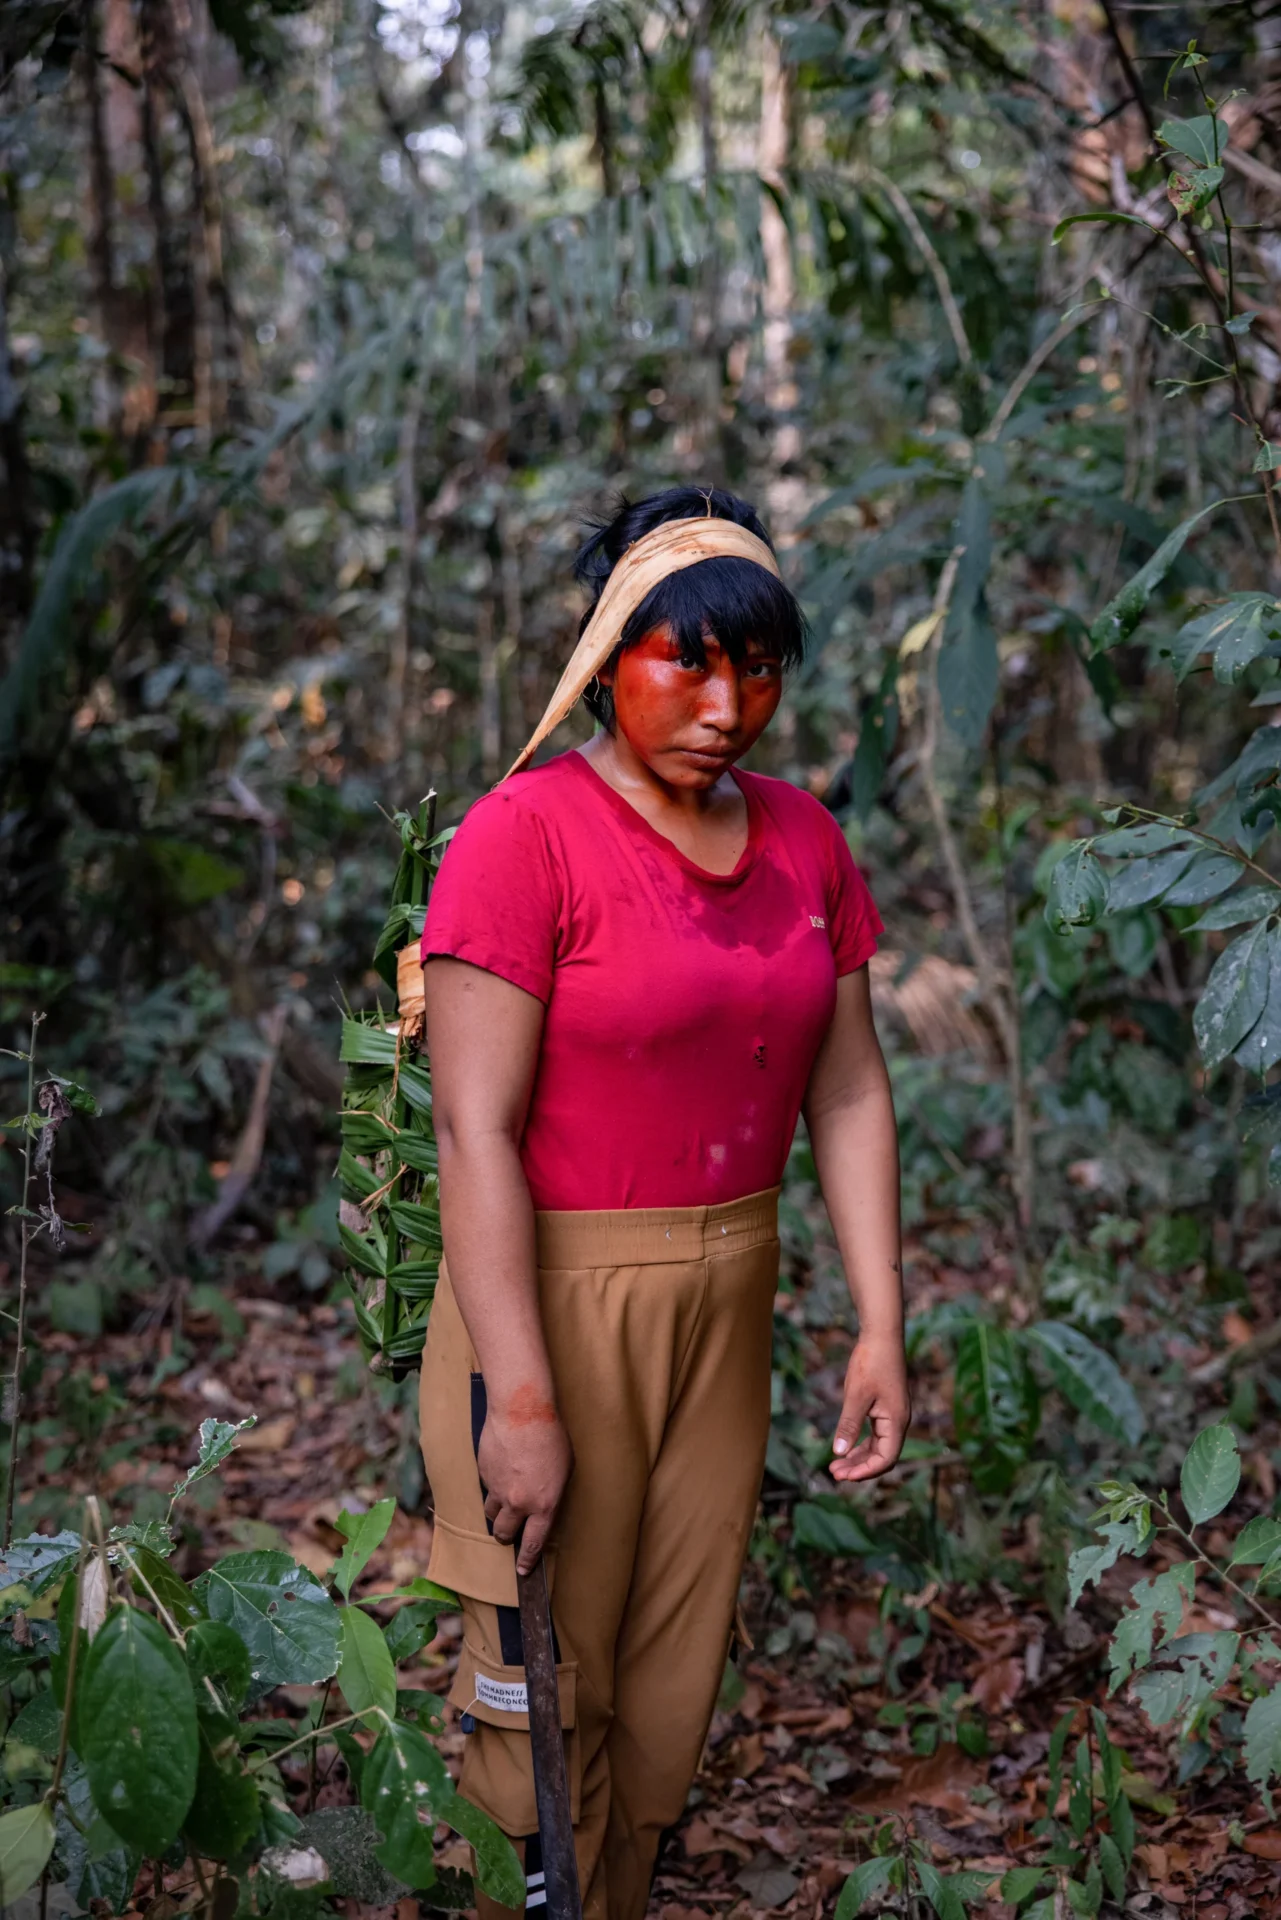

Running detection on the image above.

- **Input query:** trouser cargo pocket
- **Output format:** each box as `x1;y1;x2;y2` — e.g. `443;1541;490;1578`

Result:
451;1608;581;1834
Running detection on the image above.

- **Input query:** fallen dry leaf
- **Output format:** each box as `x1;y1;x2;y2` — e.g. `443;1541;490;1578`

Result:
236;1414;296;1452
1244;1831;1281;1860
971;1655;1023;1713
851;1744;985;1815
682;1819;752;1862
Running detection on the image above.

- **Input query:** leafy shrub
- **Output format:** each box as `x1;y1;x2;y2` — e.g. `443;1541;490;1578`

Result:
0;1420;522;1914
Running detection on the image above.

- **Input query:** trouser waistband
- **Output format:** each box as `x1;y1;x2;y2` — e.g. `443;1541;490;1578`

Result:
533;1185;780;1269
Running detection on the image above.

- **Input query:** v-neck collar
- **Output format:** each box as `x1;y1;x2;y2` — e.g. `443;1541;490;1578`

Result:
568;749;761;886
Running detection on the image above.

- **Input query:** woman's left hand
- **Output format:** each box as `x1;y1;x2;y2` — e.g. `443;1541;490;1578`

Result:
829;1334;911;1483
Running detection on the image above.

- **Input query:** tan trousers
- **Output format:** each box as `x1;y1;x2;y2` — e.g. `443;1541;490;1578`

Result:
418;1188;781;1920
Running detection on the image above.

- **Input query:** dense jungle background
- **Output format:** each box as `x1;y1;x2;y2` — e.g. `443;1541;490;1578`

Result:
7;0;1281;1916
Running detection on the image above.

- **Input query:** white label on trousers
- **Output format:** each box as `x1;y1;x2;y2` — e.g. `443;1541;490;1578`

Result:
475;1673;529;1714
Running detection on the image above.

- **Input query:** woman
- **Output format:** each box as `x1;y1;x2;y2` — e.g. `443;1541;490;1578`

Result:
419;486;907;1920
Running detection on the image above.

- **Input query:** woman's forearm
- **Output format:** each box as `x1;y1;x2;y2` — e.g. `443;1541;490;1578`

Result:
808;1069;903;1340
436;1126;557;1417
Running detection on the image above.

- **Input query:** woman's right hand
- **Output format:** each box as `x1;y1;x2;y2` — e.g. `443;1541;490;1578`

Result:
478;1388;574;1575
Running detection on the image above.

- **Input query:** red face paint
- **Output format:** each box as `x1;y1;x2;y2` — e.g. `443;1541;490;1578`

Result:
601;626;783;788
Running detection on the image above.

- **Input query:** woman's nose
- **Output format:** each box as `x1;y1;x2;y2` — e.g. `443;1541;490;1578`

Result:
699;658;742;730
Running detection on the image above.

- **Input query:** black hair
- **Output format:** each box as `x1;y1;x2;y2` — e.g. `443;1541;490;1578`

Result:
573;486;807;729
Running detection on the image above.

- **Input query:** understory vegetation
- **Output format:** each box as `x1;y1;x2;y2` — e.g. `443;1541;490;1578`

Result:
6;0;1281;1915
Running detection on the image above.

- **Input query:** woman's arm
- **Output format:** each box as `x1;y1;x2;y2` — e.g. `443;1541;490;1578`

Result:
424;957;573;1572
802;966;909;1484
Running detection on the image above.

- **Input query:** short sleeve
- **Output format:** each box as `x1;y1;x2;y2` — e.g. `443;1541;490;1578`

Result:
421;790;559;1003
821;812;883;975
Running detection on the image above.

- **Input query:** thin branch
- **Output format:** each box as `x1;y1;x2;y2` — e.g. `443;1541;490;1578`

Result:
981;302;1106;444
865;167;973;371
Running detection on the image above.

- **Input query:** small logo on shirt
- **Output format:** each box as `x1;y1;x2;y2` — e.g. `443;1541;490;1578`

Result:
809;914;826;929
753;1044;767;1069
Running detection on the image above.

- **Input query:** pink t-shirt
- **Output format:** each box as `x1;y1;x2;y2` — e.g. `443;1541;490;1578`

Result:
422;750;882;1211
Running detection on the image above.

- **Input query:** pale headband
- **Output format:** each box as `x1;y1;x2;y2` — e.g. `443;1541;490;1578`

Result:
504;515;781;778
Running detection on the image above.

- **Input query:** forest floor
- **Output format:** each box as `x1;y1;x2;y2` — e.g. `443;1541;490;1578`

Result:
20;1246;1281;1920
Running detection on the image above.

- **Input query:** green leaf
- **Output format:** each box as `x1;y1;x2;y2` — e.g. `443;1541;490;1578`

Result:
1189;884;1281;932
1158;113;1226;167
791;1501;874;1557
1025;1322;1145;1445
398;1063;434;1113
1167;163;1224;216
836;1857;894;1919
1110;1784;1136;1864
340;1020;399;1066
1093;822;1193;857
1089;499;1224;651
1068;1518;1146;1609
1167;594;1281;683
1104;846;1197;912
1161;850;1244;907
1045;841;1107;935
170;1417;257;1508
127;1545;203;1627
341;1222;385;1278
1052;210;1153;243
7;1688;62;1753
442;1795;526;1909
1232;1517;1281;1566
1255;443;1281;474
78;1604;199;1854
187;1618;253;1708
362;1720;453;1887
1194;919;1273;1071
1108;1564;1196;1691
387;1200;442;1250
1233;926;1281;1075
1181;1423;1241;1524
952;1322;1039;1496
1243;1687;1281;1797
339;1605;398;1720
999;1867;1048;1902
0;1802;56;1903
937;481;997;748
201;1552;341;1688
332;1499;398;1600
383;1600;447;1665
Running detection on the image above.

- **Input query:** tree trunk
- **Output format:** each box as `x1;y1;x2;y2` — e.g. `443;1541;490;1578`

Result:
758;27;802;537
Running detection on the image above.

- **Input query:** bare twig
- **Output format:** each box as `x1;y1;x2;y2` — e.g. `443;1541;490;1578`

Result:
980;302;1106;446
4;1011;43;1549
189;1003;289;1250
865;167;973;371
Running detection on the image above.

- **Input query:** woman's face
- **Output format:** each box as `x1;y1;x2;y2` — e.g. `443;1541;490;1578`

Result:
600;625;784;788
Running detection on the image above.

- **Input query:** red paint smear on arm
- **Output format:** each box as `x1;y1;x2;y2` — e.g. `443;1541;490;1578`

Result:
504;1383;559;1427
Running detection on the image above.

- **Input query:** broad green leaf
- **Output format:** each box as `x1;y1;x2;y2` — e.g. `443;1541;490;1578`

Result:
1044;841;1106;935
1109;1786;1136;1865
0;1802;56;1903
55;1759;140;1913
952;1322;1039;1496
937;481;996;748
398;1063;434;1113
1233;926;1281;1075
201;1551;341;1688
1161;850;1244;907
78;1604;199;1854
338;1604;398;1720
187;1618;253;1708
127;1544;203;1627
341;1222;385;1278
1194;919;1272;1070
387;1200;443;1250
1000;1868;1048;1903
0;1530;83;1599
383;1599;448;1664
1158;113;1226;168
1109;1564;1195;1691
1231;1517;1281;1566
791;1501;874;1557
1025;1321;1145;1445
1104;846;1196;912
170;1417;256;1508
7;1688;62;1753
1090;499;1224;651
332;1499;398;1600
1189;884;1280;932
836;1856;894;1920
1243;1687;1281;1797
442;1795;525;1908
1093;821;1193;856
362;1720;453;1887
1181;1423;1241;1524
393;1132;438;1175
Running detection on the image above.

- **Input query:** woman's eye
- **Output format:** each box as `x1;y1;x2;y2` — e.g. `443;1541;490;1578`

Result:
746;659;780;678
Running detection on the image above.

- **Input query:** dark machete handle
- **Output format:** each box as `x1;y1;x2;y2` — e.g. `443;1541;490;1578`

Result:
515;1553;583;1920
